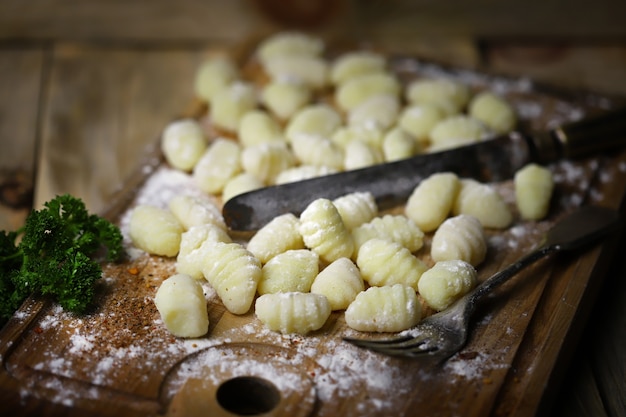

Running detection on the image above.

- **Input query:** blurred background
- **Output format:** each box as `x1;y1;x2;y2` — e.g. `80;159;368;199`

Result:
0;1;625;416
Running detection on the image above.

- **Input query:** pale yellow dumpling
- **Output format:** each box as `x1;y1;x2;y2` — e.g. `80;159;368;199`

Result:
255;292;331;335
154;273;209;338
246;213;305;264
431;214;487;267
194;56;238;102
257;249;319;294
405;172;460;233
453;179;513;229
514;163;554;220
469;91;517;134
192;139;242;194
335;72;401;112
330;51;386;86
310;257;364;311
129;205;184;257
161;119;207;171
418;260;477;311
210;81;257;132
262;81;312;120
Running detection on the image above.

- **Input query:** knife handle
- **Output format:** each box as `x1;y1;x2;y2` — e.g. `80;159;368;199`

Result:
553;106;626;159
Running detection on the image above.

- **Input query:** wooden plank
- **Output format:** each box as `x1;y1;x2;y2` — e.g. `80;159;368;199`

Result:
0;47;46;231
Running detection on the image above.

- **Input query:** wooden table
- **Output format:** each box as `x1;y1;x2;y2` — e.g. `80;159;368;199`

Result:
1;2;625;416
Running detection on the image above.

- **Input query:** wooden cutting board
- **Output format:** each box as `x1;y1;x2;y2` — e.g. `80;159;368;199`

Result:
1;54;625;417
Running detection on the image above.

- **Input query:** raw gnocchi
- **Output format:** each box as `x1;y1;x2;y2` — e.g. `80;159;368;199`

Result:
246;213;305;264
193;56;238;102
429;115;490;151
382;127;420;162
161;119;207;171
201;242;262;315
405;78;470;116
261;80;312;120
347;94;400;131
129;205;184;257
398;104;446;144
351;214;425;253
332;191;378;230
263;55;329;89
257;32;324;65
330;51;386;86
285;104;342;143
468;91;517;134
290;134;345;170
257;249;319;295
274;165;339;184
237;110;285;147
514;163;554;220
345;284;422;332
168;194;226;230
176;224;232;279
431;214;487;267
453;179;513;229
221;172;264;202
192;138;242;194
210;81;257;132
343;140;384;170
356;238;427;290
335;72;401;112
241;142;296;184
418;260;477;311
154;273;209;338
310;257;364;311
405;172;460;232
255;292;331;334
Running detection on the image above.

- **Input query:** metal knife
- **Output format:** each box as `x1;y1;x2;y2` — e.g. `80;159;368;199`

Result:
223;107;626;231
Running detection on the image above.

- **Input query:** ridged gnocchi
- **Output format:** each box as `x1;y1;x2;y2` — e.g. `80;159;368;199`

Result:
351;214;425;254
192;138;242;194
345;284;422;332
514;163;554;220
332;191;378;231
246;213;305;264
257;249;319;294
154;273;209;338
255;292;331;334
356;238;427;290
468;91;517;134
310;257;364;311
210;81;257;132
453;179;513;229
418;260;477;311
431;214;487;267
168;194;226;230
299;198;355;264
129;205;184;257
176;223;232;279
405;172;460;232
161;119;207;171
201;242;262;315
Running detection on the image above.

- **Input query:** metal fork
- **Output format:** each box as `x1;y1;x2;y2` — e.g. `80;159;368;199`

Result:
344;206;621;360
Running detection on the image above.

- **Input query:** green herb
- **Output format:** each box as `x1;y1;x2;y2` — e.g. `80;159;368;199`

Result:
0;194;123;326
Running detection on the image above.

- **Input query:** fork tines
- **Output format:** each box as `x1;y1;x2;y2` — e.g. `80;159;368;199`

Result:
343;335;440;357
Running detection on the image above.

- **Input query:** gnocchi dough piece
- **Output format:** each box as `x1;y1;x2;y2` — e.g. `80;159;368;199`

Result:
222;173;264;202
453;179;513;229
255;292;331;335
168;194;226;230
468;91;517;134
343;140;384;170
192;138;242;194
352;215;425;253
431;214;487;267
210;81;257;132
290;134;345;170
405;78;470;116
154;274;209;338
382;127;419;162
330;51;386;86
405;172;460;232
275;165;339;184
176;224;232;279
258;249;319;294
332;191;378;231
299;198;355;264
356;238;427;290
263;55;329;89
398;104;446;144
201;242;262;315
514;163;554;220
418;260;477;311
247;213;305;264
261;80;312;120
241;142;296;184
345;284;422;332
429;115;490;151
256;31;324;65
285;104;342;143
129;205;183;257
237;110;285;147
194;56;238;102
336;72;401;112
348;94;400;131
161;119;207;171
310;257;364;311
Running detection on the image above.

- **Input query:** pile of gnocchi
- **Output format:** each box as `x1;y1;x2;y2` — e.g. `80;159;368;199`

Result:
128;31;556;338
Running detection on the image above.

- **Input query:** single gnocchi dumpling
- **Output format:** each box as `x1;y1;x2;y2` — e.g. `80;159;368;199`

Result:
261;80;312;121
201;242;262;315
514;163;554;220
210;81;257;132
405;172;460;232
222;172;265;202
274;165;339;184
453;179;513;229
398;104;446;144
257;249;319;295
241;142;296;184
332;191;378;230
429;115;490;152
335;72;401;112
352;215;425;254
192;138;242;194
154;274;209;338
256;31;324;65
347;94;400;131
382;127;420;162
290;134;345;170
246;213;305;264
331;124;385;150
310;257;364;310
431;214;487;267
161;119;207;171
299;198;355;264
330;51;386;86
285;104;342;143
356;238;427;290
129;205;184;257
263;55;329;89
345;284;422;332
343;140;384;170
237;110;285;147
405;78;470;116
418;260;477;311
194;56;238;102
168;193;226;230
255;292;331;334
468;91;517;134
176;223;232;279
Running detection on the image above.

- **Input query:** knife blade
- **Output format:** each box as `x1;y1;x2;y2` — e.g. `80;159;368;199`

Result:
223;107;626;231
